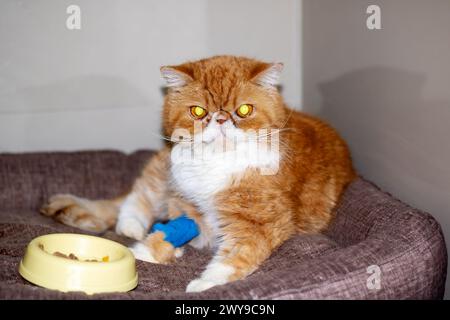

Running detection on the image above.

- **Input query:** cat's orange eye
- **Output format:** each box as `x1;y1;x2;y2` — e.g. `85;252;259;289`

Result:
236;104;253;118
189;106;207;119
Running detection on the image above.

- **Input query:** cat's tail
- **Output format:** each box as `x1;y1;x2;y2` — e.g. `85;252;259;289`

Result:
40;193;127;233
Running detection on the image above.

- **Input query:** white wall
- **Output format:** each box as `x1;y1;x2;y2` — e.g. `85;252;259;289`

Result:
0;0;301;153
302;0;450;298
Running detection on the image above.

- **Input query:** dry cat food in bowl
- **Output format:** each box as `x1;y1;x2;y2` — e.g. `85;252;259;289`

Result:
19;233;138;294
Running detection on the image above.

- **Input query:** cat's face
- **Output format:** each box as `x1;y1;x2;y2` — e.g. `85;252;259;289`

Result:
161;56;287;146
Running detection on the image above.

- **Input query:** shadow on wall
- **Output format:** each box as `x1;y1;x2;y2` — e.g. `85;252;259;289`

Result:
304;66;450;268
310;66;450;191
0;75;151;114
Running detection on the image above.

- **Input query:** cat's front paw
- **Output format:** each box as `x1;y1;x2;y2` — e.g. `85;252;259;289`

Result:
129;242;158;263
116;217;146;240
186;278;219;293
186;261;235;292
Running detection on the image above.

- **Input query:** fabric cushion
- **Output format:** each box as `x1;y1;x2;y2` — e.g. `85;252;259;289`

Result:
0;150;446;299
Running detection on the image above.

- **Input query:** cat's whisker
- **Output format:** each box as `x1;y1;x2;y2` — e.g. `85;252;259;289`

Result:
245;128;296;142
150;132;195;144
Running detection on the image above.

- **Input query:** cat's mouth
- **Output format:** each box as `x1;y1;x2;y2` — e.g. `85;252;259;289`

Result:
197;119;237;144
201;130;227;145
218;125;228;137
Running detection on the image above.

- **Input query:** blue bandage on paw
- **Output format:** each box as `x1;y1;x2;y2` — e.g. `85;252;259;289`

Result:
150;214;200;248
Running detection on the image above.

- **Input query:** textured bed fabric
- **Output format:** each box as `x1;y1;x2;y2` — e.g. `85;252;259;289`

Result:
0;150;447;299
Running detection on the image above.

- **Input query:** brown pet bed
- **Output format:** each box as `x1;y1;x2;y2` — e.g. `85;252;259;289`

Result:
0;150;446;299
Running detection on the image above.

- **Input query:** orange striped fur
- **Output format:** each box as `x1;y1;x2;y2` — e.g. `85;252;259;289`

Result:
41;56;356;292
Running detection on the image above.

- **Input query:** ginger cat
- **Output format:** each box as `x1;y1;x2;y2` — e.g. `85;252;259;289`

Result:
41;56;356;292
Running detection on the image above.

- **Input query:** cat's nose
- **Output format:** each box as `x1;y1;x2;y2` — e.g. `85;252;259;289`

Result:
215;111;230;125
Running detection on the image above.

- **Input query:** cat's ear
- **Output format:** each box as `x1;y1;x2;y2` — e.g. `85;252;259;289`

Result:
160;64;194;89
250;62;284;88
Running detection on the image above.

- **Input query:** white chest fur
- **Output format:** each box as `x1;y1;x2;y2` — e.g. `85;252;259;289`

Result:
170;139;279;211
169;138;279;248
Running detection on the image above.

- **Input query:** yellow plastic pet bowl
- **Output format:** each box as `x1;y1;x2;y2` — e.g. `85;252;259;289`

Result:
19;233;138;295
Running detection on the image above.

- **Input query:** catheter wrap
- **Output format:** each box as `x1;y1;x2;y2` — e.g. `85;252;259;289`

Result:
150;214;200;248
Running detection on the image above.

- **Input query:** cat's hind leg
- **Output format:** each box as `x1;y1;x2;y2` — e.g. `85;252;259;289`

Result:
41;148;170;240
41;194;123;233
